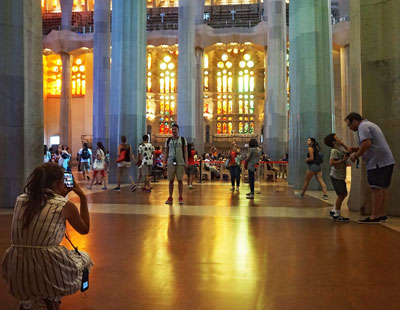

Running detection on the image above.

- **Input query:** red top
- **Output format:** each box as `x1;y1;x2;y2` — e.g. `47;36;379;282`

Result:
154;150;162;158
229;150;238;166
188;150;196;165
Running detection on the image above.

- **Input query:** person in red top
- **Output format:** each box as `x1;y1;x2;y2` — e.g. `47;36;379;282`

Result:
228;141;241;192
186;142;197;189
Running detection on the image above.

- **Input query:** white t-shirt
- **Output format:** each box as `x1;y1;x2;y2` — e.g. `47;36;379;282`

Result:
78;148;92;163
138;142;155;167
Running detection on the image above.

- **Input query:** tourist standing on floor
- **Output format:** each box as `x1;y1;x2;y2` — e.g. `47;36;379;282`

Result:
246;139;261;199
78;143;92;180
324;133;352;222
87;141;108;190
295;137;329;199
138;135;155;192
186;142;197;189
345;112;396;224
44;145;51;163
1;162;92;310
114;135;135;191
228;141;241;192
164;124;188;205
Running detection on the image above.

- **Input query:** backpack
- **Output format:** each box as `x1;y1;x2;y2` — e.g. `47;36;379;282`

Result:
167;137;186;161
313;150;324;164
81;148;90;160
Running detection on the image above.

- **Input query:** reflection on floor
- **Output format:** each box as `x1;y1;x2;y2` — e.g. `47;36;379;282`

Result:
1;179;400;310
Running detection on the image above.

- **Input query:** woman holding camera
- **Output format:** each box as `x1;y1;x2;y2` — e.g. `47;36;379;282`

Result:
2;162;93;310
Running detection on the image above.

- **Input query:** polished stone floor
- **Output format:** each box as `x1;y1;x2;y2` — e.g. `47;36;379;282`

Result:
1;178;400;310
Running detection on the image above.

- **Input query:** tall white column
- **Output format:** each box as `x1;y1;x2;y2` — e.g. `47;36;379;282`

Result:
92;0;111;148
263;0;288;161
109;1;147;183
59;0;73;148
177;0;196;142
0;0;43;207
194;48;204;153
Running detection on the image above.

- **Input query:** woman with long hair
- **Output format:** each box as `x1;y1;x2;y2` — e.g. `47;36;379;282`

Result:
295;137;329;199
2;162;92;309
186;142;197;189
228;141;241;192
87;141;108;190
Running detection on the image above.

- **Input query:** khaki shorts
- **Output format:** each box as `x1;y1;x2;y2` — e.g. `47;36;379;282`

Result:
141;164;152;176
167;164;185;181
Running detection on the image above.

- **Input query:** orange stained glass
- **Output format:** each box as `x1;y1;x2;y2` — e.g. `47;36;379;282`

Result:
170;78;175;92
228;76;233;92
223;75;227;92
228;100;233;113
165;76;170;93
228;122;232;133
165;101;170;114
160;78;165;93
239;100;243;114
147;53;152;70
222;100;227;114
170;101;175;114
147;77;152;92
217;122;222;134
239;122;243;133
160;123;164;134
222;123;227;133
204;76;209;90
217;100;222;114
160;101;164;114
204;101;209;113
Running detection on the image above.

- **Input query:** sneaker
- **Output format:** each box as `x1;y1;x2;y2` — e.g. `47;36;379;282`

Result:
165;197;173;205
101;187;108;190
188;185;193;189
379;216;387;222
294;191;304;198
131;185;137;192
322;195;329;200
86;186;92;190
246;192;252;196
358;217;381;224
329;210;335;217
113;187;121;191
230;187;235;191
246;194;254;199
236;187;240;192
179;197;184;205
333;216;350;223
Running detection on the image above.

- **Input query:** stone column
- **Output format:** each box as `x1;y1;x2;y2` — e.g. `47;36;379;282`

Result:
59;0;73;148
194;48;204;153
339;0;349;20
109;1;147;184
92;0;111;149
263;0;268;21
0;0;43;207
263;0;287;161
194;0;205;25
60;0;73;30
288;0;335;189
338;46;351;144
349;0;400;216
177;0;196;143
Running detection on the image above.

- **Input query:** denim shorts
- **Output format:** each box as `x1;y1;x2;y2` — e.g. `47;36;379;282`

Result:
367;164;394;189
307;163;321;173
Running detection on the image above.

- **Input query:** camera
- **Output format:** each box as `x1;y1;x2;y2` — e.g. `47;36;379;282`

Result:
63;172;74;188
173;157;177;166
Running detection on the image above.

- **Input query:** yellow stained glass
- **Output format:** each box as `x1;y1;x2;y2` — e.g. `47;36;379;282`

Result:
204;54;209;68
244;54;251;61
250;76;255;92
239;100;243;114
164;55;171;63
250;122;255;134
228;100;233;113
247;60;254;68
217;62;224;69
147;53;152;69
238;76;243;92
239;61;246;68
171;78;175;92
223;100;227;114
244;75;249;92
147;77;152;92
222;123;227;133
228;76;233;92
165;101;170;114
239;122;243;133
160;101;164;114
165;76;170;93
204;76;209;90
221;54;228;61
226;61;232;69
245;100;249;114
228;122;232;133
217;122;222;134
171;101;175;114
223;75;227;92
217;100;222;114
217;77;222;92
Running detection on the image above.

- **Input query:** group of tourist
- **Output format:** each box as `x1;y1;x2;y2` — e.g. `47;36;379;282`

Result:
296;112;395;224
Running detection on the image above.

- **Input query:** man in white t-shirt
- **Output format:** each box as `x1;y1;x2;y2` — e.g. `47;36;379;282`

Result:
138;135;155;192
346;112;396;224
78;143;93;180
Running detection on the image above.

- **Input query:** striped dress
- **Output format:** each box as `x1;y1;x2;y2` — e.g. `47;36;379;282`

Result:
1;192;93;305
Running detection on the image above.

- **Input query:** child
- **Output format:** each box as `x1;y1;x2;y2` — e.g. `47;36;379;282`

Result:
323;133;351;222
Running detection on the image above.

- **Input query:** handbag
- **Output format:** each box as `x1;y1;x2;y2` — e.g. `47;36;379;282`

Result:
116;150;126;163
93;159;104;171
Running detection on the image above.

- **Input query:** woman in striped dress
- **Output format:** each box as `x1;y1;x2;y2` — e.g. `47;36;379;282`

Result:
2;162;93;309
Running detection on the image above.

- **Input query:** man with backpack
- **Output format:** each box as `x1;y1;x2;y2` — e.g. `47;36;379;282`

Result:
163;124;188;205
78;143;92;180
